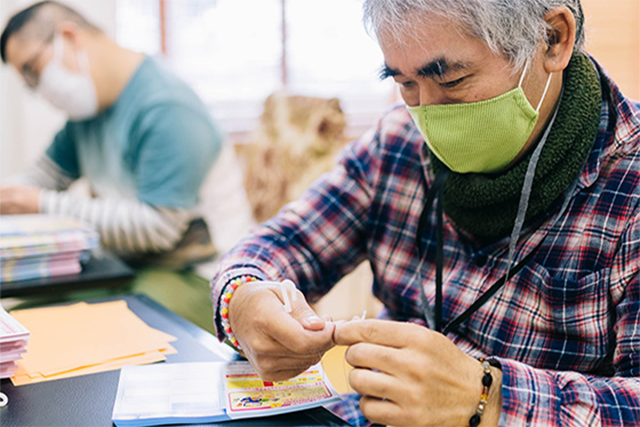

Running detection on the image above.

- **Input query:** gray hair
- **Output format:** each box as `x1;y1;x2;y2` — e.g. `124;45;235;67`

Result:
362;0;586;72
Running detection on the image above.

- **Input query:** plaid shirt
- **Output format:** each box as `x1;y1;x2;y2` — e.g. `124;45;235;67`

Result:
211;61;640;426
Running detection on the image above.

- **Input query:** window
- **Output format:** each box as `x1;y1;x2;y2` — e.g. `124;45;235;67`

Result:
116;0;395;139
115;0;162;56
286;0;396;133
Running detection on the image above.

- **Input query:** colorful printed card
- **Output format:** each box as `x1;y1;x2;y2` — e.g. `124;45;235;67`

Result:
224;361;341;419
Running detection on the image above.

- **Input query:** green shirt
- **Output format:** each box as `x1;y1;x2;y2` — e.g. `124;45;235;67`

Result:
47;56;223;209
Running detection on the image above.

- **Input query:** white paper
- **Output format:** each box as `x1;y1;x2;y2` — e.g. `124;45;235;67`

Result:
112;362;229;427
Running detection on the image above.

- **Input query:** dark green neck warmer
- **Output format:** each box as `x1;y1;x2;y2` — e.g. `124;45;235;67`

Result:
431;53;602;243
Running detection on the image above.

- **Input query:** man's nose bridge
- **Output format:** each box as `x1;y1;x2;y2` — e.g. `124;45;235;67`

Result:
418;84;444;106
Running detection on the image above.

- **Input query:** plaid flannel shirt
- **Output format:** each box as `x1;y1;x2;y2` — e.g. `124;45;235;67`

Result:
211;61;640;426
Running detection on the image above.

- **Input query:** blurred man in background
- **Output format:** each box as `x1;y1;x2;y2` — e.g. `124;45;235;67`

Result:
0;1;254;331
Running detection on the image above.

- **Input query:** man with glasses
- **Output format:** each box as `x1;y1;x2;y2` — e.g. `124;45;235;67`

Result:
0;0;226;262
0;1;251;332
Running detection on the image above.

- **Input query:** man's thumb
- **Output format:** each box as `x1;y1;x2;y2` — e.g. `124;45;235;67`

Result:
288;292;325;331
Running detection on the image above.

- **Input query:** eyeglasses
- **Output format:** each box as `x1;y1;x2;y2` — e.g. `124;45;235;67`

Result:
21;33;55;89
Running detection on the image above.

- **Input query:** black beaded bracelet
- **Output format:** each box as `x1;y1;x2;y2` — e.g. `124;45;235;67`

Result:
469;358;501;427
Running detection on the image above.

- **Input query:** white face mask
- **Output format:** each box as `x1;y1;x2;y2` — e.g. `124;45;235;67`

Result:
37;35;98;120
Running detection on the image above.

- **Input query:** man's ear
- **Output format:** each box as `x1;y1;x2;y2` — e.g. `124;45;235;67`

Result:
58;22;85;49
542;6;576;73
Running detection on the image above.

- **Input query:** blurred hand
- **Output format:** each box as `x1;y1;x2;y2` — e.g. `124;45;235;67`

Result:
0;186;42;214
333;319;502;427
228;280;335;381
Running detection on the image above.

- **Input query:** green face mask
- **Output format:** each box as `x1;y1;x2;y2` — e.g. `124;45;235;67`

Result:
408;65;552;174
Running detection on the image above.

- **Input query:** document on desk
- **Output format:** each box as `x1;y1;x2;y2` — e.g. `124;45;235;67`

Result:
9;301;176;385
112;361;342;426
113;362;229;426
0;214;99;283
0;305;30;379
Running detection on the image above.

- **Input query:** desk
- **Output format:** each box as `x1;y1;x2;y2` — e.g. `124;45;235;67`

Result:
0;250;135;298
0;295;348;426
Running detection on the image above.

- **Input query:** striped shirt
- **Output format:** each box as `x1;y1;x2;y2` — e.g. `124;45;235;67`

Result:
14;151;192;255
211;61;640;426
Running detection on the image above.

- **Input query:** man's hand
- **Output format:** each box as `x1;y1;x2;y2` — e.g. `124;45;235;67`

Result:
228;281;335;382
333;319;502;427
0;186;42;214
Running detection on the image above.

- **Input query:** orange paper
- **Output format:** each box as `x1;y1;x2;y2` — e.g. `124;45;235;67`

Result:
10;301;177;386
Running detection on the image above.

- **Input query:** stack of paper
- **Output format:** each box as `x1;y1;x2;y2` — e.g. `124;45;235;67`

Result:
0;214;100;283
9;301;177;385
112;361;342;427
0;305;30;379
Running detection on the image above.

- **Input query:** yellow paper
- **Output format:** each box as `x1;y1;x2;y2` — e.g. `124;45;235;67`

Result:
10;301;177;386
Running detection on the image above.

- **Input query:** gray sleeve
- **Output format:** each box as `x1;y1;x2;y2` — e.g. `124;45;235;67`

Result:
7;155;75;191
39;190;191;254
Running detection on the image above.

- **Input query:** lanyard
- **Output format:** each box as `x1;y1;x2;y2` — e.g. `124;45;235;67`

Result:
416;175;544;335
416;103;556;333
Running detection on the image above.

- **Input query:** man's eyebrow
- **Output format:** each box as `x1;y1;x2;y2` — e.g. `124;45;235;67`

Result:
417;57;471;79
378;64;401;81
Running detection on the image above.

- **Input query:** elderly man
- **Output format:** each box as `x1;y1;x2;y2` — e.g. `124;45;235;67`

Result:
211;0;639;426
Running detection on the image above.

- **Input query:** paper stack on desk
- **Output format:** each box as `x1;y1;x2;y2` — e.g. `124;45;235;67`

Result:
0;305;30;379
8;301;177;385
112;361;342;427
0;214;100;283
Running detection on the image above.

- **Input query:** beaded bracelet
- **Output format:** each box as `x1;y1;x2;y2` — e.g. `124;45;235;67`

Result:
469;358;501;427
219;275;258;351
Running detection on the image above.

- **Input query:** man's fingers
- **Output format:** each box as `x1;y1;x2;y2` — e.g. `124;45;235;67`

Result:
253;353;323;376
348;367;398;399
333;319;419;348
344;342;401;373
0;189;16;214
265;296;335;354
0;187;41;214
258;280;324;330
359;395;408;427
271;317;335;355
247;334;328;361
288;288;325;330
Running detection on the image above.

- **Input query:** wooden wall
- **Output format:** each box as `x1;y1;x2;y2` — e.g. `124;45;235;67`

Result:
582;0;640;100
